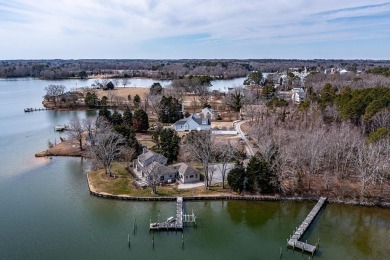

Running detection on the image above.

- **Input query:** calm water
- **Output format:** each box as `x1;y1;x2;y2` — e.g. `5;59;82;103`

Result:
0;78;390;259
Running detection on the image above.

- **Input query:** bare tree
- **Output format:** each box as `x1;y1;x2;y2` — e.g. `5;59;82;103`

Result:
145;93;163;119
90;128;125;177
67;117;84;150
214;140;238;189
44;84;66;106
183;131;215;188
121;78;130;88
122;147;137;169
163;84;186;103
82;117;96;146
144;162;161;194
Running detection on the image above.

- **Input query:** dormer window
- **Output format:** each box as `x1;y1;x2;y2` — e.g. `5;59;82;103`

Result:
202;119;207;125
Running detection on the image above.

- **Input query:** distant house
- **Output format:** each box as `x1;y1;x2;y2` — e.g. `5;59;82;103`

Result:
172;114;211;132
291;87;306;103
198;107;215;120
135;148;168;178
170;163;200;184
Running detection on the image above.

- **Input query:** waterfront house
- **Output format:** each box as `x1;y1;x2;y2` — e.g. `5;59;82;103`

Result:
135;148;168;177
172;114;211;132
148;161;178;183
170;163;200;184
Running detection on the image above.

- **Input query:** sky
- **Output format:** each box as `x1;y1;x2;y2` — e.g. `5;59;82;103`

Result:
1;0;390;59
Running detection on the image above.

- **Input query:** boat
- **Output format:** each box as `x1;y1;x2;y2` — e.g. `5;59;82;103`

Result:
24;108;33;112
54;125;65;131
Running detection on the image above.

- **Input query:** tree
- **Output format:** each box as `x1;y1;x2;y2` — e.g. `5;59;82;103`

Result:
121;78;130;88
122;106;133;127
132;108;149;132
111;110;123;126
133;94;141;108
246;152;278;193
67;117;84;150
158;96;182;123
90;128;125;177
104;81;115;90
226;87;245;117
227;162;245;192
215;140;239;189
78;71;87;79
150;82;163;95
243;71;263;85
183;131;215;188
158;128;180;163
44;84;66;106
99;107;112;122
82;117;96;146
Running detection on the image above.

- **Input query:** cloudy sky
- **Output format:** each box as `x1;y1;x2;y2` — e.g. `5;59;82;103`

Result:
1;0;390;59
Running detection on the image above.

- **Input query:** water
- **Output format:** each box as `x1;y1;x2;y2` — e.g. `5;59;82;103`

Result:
0;78;390;259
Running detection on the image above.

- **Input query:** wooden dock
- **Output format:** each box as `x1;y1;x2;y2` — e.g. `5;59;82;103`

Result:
24;107;52;112
150;197;184;231
287;197;327;255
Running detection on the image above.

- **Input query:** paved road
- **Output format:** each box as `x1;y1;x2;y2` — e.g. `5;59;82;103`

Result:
235;120;254;157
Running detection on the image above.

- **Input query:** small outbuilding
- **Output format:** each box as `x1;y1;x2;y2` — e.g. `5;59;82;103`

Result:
170;163;201;184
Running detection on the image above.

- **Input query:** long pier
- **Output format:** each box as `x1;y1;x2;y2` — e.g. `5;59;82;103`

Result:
287;197;327;255
24;107;53;112
150;197;187;231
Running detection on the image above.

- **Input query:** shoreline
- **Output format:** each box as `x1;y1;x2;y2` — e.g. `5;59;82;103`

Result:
86;172;390;208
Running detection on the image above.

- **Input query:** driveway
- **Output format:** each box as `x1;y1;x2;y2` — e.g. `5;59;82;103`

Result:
235;120;254;157
209;163;235;184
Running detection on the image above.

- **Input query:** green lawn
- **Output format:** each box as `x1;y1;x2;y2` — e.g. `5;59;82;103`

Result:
88;162;228;197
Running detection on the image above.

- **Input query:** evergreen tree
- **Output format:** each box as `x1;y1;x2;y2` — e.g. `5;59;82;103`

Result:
133;108;149;132
98;107;112;121
246;152;278;193
123;106;133;127
227;162;245;192
111;110;123;126
158;96;182;123
114;125;140;152
158;128;180;163
150;82;163;95
133;94;141;108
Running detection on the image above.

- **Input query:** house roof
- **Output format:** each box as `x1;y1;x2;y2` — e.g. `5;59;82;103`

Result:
149;162;177;176
170;163;200;176
173;114;210;126
138;150;167;164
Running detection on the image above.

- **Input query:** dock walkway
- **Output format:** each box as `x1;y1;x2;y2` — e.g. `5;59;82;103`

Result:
287;197;327;255
150;197;184;231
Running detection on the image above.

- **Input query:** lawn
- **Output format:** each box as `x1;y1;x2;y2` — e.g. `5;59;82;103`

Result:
88;163;228;197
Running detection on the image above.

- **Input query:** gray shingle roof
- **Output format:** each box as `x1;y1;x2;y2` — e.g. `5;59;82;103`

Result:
170;163;199;177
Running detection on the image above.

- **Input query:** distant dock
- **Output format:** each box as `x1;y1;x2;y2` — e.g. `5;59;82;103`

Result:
149;197;196;231
287;197;327;255
24;107;53;112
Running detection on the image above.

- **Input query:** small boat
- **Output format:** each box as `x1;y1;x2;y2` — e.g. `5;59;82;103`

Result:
54;125;65;131
167;216;176;223
24;108;33;112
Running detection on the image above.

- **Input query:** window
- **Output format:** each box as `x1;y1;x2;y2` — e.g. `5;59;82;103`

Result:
186;176;188;179
160;176;164;181
196;174;198;178
190;175;194;178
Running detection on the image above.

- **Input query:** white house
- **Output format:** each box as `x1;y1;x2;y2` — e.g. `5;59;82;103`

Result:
198;107;215;120
170;163;200;184
291;87;306;103
172;114;211;132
